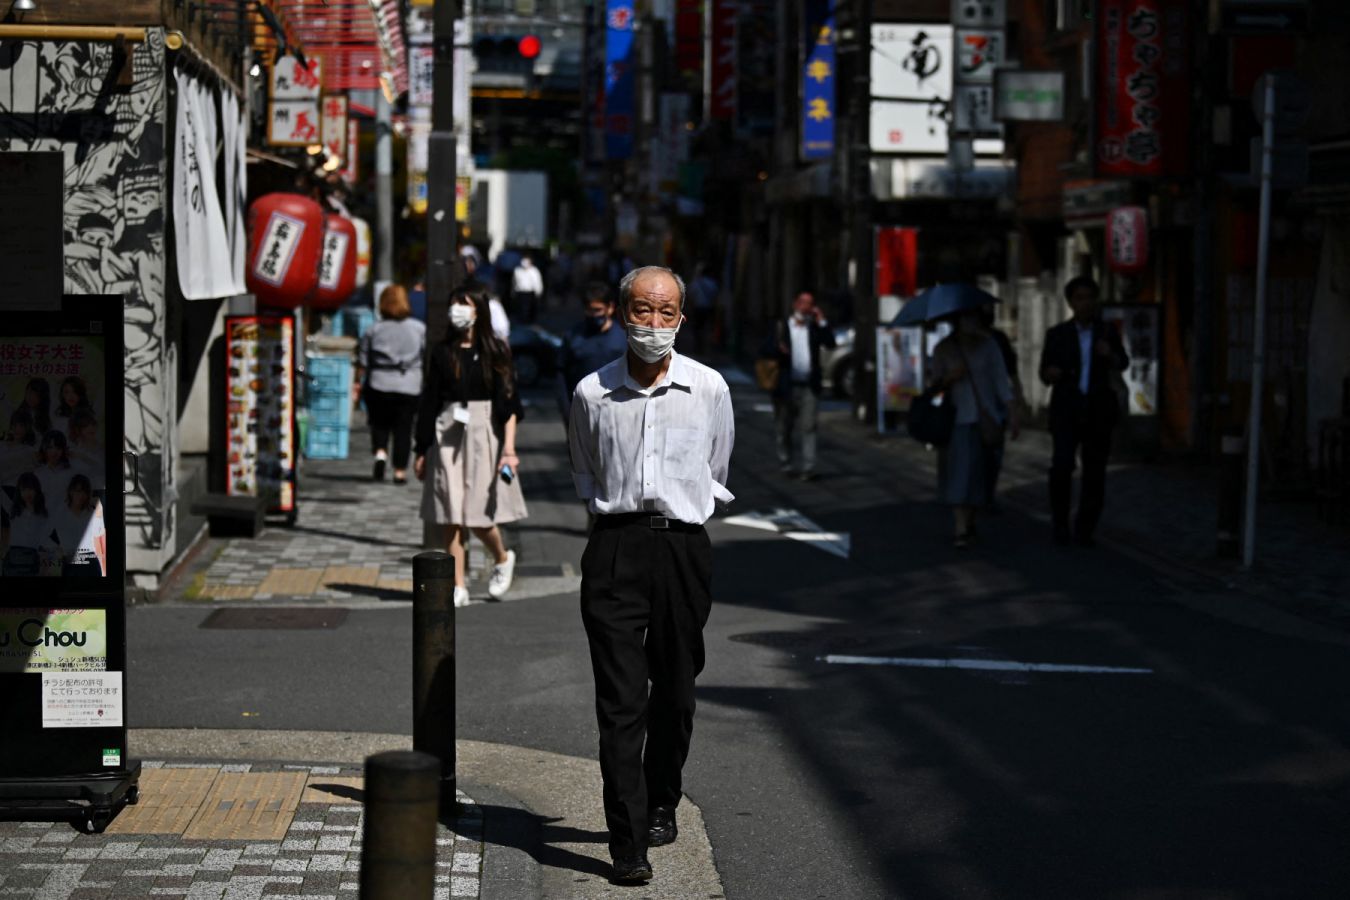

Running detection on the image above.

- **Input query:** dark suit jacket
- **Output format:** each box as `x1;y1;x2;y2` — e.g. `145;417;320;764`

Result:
759;318;836;396
1038;319;1129;429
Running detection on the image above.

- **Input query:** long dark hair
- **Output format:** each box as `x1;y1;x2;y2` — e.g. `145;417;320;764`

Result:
447;281;514;397
15;472;48;517
66;473;93;512
7;407;36;445
24;378;51;434
56;376;90;417
37;429;71;469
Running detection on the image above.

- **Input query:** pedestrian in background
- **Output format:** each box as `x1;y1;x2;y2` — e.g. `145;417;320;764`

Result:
356;284;426;484
1039;276;1129;547
927;308;1016;548
568;265;735;884
510;254;544;323
557;281;627;423
759;290;835;481
686;263;718;354
414;282;527;607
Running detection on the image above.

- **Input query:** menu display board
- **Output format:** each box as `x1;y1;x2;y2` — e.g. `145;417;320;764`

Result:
224;315;296;513
1;335;111;579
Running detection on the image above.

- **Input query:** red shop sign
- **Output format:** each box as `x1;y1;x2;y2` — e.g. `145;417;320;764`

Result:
1095;0;1190;178
708;0;737;120
1107;206;1149;273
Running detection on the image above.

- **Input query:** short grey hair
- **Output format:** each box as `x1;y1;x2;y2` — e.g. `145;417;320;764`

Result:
618;266;686;311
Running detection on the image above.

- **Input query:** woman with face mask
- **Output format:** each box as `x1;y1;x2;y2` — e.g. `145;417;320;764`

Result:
414;282;529;607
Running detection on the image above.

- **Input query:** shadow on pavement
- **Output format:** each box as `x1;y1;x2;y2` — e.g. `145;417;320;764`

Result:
441;805;613;880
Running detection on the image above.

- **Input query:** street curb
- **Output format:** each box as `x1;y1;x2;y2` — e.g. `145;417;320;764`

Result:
458;776;544;900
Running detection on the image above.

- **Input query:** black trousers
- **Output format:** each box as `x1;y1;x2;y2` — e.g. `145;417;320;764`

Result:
1050;415;1114;538
579;515;713;857
364;388;418;468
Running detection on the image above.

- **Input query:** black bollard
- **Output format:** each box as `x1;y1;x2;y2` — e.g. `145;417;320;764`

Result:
412;551;456;809
1217;429;1244;559
360;750;439;900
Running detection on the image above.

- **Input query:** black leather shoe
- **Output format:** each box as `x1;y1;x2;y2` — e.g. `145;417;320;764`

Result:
648;806;677;847
373;458;386;481
611;852;654;883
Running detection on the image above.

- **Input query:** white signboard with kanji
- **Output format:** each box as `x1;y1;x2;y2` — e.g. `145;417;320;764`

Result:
268;99;321;147
321;95;348;162
952;84;999;135
410;46;434;107
271;56;322;101
42;672;123;729
871;23;952;101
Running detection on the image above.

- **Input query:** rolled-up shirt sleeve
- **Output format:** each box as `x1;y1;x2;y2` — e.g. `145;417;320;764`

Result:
568;389;598;501
708;386;735;506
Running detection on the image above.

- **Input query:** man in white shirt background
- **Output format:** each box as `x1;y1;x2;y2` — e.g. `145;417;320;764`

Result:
568;265;735;884
510;255;545;324
758;290;836;481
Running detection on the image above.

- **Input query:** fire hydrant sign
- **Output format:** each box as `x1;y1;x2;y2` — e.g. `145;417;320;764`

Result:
41;671;123;729
0;609;108;673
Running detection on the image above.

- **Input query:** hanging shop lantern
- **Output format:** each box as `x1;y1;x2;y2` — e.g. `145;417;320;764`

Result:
351;216;372;288
312;214;359;310
246;193;324;308
1107;205;1149;274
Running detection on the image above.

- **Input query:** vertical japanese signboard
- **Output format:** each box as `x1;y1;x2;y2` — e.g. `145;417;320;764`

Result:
223;316;297;515
707;0;738;120
871;24;953;154
674;0;703;90
268;56;323;147
1095;0;1190;177
605;0;636;159
321;95;348;166
801;1;836;161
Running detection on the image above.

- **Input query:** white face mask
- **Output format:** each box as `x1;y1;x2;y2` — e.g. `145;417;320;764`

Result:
449;304;476;330
626;321;680;364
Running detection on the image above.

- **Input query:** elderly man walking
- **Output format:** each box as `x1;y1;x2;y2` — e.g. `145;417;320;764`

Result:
567;265;735;883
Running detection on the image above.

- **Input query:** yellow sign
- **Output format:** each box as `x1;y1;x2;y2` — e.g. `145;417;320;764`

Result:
807;98;832;122
807;59;832;84
456;176;471;222
0;609;107;673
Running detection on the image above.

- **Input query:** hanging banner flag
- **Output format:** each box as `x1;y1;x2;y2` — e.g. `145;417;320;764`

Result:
1107;205;1150;273
801;1;835;161
675;0;703;86
321;95;348;165
707;0;738;120
341;119;359;184
604;0;636;160
1095;0;1191;177
173;70;235;300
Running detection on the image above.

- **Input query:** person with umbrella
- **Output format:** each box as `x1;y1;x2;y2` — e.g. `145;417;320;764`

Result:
909;284;1018;548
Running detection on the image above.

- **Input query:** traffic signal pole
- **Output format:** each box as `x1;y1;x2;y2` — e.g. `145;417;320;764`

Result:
426;0;461;347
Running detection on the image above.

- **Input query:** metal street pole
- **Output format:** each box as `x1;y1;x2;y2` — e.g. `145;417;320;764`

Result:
1242;72;1276;569
376;91;395;285
426;0;461;348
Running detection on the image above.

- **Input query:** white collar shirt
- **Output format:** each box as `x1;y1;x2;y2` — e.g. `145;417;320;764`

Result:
569;351;735;525
1077;322;1094;395
787;317;813;382
512;265;543;294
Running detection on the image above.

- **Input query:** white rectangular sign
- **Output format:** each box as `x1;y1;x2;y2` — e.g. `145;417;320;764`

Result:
952;84;999;135
270;56;322;101
410;46;434;107
318;231;350;292
321;95;348;162
42;671;123;729
995;70;1066;121
268;99;321;147
252;212;306;287
871;23;952;101
870;99;949;154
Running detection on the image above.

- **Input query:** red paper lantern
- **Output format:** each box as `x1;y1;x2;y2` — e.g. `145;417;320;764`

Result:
246;193;324;308
1107;205;1149;274
312;215;359;310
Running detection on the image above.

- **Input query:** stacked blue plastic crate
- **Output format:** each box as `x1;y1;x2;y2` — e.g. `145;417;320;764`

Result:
305;354;352;459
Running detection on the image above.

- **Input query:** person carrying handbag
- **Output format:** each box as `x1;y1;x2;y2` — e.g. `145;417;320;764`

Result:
926;310;1017;547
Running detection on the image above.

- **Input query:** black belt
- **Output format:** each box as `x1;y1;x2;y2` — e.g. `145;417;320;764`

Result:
595;513;702;533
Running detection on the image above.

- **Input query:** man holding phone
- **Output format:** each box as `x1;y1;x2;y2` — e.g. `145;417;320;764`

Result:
758;290;836;481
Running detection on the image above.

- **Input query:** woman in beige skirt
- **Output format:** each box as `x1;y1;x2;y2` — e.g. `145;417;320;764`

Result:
414;283;528;607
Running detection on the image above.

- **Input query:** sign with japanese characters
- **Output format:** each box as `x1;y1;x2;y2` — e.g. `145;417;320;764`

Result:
410;46;434;107
708;0;738;120
1107;205;1150;272
268;100;321;148
224;316;296;514
0;610;107;673
801;0;836;161
952;85;998;135
270;56;322;101
321;95;348;166
605;0;637;159
41;671;122;728
1096;0;1190;177
996;70;1066;120
870;24;952;154
318;230;350;293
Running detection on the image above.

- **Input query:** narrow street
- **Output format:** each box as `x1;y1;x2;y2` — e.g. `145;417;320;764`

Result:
123;378;1350;899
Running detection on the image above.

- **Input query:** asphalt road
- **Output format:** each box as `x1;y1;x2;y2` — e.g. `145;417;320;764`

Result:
128;384;1350;899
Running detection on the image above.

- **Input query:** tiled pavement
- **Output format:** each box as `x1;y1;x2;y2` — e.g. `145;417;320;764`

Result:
0;762;484;900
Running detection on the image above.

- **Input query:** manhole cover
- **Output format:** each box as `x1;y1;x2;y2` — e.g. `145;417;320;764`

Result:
200;608;349;630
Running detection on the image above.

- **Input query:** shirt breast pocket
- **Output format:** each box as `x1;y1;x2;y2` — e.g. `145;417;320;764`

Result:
663;427;706;482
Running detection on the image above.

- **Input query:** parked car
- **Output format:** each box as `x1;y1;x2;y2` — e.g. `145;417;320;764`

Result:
820;325;856;399
508;324;562;387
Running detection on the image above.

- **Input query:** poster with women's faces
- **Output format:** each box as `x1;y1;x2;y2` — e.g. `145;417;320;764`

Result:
0;336;109;579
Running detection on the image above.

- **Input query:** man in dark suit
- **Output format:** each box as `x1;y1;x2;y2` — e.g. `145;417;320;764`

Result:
1038;276;1129;546
760;290;836;481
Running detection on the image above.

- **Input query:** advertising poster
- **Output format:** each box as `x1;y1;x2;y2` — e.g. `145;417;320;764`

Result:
1102;305;1160;416
224;316;296;512
801;1;836;161
41;671;123;729
0;609;107;673
0;335;110;578
876;327;926;421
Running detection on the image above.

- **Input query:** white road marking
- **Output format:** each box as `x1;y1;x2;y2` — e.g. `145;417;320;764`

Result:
820;654;1153;675
723;508;851;559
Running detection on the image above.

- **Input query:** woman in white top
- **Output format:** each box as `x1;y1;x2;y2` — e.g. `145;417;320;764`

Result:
4;472;56;576
56;474;106;577
927;309;1019;548
32;430;75;508
51;376;92;439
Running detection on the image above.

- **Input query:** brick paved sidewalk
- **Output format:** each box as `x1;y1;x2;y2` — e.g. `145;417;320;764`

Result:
0;761;484;900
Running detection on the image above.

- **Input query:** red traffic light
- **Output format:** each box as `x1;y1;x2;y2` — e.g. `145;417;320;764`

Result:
517;34;541;59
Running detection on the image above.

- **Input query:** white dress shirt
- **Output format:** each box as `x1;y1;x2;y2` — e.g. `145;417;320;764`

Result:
1077;323;1094;395
512;263;544;295
569;351;735;525
787;317;813;383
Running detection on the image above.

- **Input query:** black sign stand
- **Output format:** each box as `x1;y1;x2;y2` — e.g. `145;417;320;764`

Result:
0;297;139;833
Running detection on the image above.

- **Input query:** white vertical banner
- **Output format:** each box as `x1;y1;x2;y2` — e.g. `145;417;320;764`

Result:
221;90;248;294
173;70;235;300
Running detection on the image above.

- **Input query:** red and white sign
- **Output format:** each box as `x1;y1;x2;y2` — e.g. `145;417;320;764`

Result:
321;95;348;163
956;29;1004;83
1107;205;1149;273
268;101;321;147
708;0;737;120
1095;0;1190;178
270;56;322;101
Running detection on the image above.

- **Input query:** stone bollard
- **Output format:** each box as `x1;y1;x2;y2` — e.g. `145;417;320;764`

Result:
359;750;439;899
413;551;457;809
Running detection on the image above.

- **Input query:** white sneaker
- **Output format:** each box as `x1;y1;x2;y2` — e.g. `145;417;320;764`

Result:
488;550;516;599
453;586;471;608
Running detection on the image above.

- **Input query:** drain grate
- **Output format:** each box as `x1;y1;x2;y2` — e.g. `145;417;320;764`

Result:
200;607;349;630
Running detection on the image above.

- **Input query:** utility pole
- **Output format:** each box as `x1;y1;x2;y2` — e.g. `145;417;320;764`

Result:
426;0;462;347
376;92;395;286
